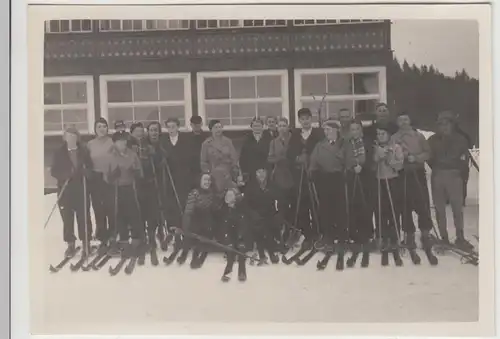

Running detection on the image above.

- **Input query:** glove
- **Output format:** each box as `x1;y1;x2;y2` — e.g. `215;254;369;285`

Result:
108;166;121;183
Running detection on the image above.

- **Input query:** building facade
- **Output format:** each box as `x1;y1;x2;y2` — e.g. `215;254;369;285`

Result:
43;19;392;189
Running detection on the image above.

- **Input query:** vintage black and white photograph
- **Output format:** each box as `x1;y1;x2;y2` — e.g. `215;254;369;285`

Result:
24;3;493;336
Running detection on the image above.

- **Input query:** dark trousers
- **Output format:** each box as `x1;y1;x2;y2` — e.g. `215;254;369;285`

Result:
113;185;144;242
89;172;111;243
401;169;433;233
290;169;316;240
58;180;92;244
374;177;401;243
346;171;373;244
224;226;247;275
140;181;163;242
316;172;348;243
252;218;279;257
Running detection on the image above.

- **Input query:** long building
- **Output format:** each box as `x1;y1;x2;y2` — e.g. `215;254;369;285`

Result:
44;19;392;190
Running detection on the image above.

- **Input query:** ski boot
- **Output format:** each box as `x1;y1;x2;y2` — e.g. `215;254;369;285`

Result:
238;258;247;282
420;230;439;266
391;240;403;267
360;250;370;268
335;242;346;271
455;230;474;251
65;241;77;258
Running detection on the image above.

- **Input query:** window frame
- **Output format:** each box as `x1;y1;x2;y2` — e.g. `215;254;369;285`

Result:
294;66;387;127
292;19;384;26
98;19;191;32
44;20;93;33
99;73;192;133
196;19;287;30
43;76;95;136
197;69;289;131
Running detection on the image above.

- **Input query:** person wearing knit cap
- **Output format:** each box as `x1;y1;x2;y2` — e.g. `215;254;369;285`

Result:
372;124;404;266
103;130;144;255
428;111;473;250
308;119;349;270
51;125;93;257
114;120;127;132
86;117;115;249
200;119;242;193
391;112;434;251
286;108;324;248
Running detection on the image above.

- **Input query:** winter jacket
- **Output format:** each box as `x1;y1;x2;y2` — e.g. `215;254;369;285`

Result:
390;129;430;171
373;142;404;180
267;132;293;190
103;147;143;186
51;142;93;189
286;128;324;170
309;138;346;174
239;132;272;178
87;136;114;174
428;132;469;172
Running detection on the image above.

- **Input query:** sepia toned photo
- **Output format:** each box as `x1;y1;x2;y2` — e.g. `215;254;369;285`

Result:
24;3;494;337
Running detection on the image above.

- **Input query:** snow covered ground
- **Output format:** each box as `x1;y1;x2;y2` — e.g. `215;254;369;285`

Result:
33;170;479;335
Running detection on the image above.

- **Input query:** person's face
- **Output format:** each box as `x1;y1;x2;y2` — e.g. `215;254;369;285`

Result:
350;123;363;139
267;118;277;130
200;174;212;190
251;121;264;134
191;123;202;133
396;115;412;130
211;123;223;137
225;189;236;205
324;125;338;142
339;110;352;127
166;122;179;136
131;127;144;139
95;122;108;137
375;105;390;121
376;129;389;144
116;126;126;133
256;168;267;183
298;115;312;129
438;119;453;135
148;124;160;141
277;120;288;135
64;132;78;147
115;139;127;152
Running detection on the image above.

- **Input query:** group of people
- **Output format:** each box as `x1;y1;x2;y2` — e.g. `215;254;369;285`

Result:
50;102;475;280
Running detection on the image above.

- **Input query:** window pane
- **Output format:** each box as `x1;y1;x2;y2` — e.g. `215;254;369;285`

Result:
108;107;134;126
257;102;282;118
110;20;121;30
44;109;61;124
353;73;379;94
327;100;354;120
160;106;185;126
82;20;92;31
145;20;156;30
159;78;184;101
71;20;82;31
232;118;254;126
207;20;218;28
205;103;230;120
44;83;61;105
61;82;87;104
62;109;87;123
219;20;232;28
49;20;60;32
60;20;70;32
327;73;352;95
301;74;326;96
230;77;256;99
45;122;62;132
181;20;190;29
257;75;281;98
123;20;133;30
157;20;168;29
355;99;378;120
133;20;142;30
197;20;207;29
230;20;240;27
205;78;230;99
133;79;159;102
133;106;160;123
107;81;133;103
231;103;256;120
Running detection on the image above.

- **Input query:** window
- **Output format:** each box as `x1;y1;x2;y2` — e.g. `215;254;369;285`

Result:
98;20;190;32
100;74;192;131
45;20;93;33
44;77;95;135
295;67;386;124
196;20;286;29
293;19;383;26
197;70;288;129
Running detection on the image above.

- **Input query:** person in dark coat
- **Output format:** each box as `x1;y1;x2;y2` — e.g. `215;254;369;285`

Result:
161;118;197;231
286;108;324;246
189;116;207;183
140;121;168;249
239;117;272;185
244;168;281;264
51;126;93;257
265;116;279;139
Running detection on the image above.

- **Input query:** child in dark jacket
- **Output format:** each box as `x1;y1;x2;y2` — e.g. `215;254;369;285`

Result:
50;126;93;257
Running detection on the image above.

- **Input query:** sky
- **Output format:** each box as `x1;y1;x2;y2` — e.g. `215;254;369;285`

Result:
391;20;479;79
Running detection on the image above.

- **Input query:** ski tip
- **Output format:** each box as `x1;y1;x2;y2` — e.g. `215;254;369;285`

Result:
49;265;58;273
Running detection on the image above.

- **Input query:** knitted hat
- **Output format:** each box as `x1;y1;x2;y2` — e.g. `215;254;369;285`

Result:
114;120;126;129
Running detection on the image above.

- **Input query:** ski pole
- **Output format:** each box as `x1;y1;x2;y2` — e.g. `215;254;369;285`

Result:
44;178;70;229
384;177;401;248
150;156;168;239
83;169;90;258
376;163;382;250
163;158;183;217
468;149;479;172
